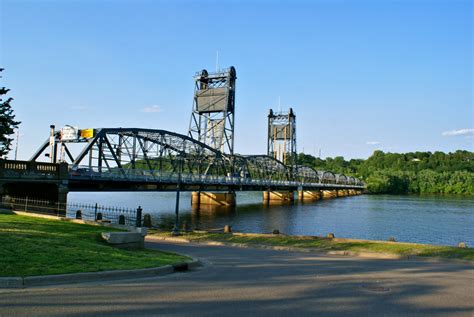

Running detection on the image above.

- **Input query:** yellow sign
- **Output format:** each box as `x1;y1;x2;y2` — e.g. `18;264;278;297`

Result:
80;129;94;139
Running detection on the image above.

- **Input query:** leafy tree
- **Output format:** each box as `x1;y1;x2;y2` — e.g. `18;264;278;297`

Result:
0;68;20;158
297;150;474;195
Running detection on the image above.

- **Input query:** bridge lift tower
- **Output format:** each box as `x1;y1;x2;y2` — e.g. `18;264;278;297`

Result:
263;108;297;203
188;67;237;155
188;66;237;208
267;108;297;167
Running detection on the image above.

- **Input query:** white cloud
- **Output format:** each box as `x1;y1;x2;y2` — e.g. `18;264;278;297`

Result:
142;105;162;113
442;128;474;136
366;141;380;145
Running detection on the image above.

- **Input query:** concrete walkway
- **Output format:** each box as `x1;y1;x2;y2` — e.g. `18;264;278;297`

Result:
1;239;473;317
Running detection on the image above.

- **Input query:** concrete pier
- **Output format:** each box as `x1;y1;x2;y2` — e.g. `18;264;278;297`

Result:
297;190;321;201
191;192;236;207
321;190;337;199
263;191;295;203
337;189;349;197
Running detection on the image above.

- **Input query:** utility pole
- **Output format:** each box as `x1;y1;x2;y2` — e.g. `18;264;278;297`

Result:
14;129;20;160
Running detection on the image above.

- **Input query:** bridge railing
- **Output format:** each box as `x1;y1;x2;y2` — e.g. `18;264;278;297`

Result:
68;166;365;189
0;159;68;179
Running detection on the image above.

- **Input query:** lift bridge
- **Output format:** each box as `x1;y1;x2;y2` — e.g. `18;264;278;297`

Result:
0;66;364;210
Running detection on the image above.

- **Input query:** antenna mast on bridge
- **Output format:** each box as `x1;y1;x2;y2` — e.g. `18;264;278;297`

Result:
267;108;297;166
188;66;236;155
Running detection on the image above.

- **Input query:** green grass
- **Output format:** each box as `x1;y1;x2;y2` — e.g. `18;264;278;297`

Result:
0;213;190;277
150;231;474;261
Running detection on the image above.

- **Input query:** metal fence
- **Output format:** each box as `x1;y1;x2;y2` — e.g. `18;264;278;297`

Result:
1;196;142;227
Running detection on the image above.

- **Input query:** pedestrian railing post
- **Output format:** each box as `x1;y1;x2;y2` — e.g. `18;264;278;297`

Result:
136;206;142;227
94;203;98;220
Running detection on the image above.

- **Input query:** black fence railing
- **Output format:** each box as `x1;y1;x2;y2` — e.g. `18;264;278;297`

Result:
1;196;143;227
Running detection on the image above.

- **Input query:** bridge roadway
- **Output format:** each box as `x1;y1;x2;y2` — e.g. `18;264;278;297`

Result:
0;159;363;198
67;167;365;192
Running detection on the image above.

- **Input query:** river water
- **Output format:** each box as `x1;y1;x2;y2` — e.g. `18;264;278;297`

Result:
68;192;474;247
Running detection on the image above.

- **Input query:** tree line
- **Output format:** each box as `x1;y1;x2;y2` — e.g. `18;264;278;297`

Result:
297;150;474;195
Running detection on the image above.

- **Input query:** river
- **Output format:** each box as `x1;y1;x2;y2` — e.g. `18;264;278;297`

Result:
68;192;474;247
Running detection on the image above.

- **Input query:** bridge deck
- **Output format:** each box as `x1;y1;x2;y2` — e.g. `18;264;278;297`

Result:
1;160;364;193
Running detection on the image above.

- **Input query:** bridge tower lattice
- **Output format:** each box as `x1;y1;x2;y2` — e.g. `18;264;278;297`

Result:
188;67;236;155
267;108;297;167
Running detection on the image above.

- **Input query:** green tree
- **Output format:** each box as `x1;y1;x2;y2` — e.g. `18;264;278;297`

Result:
296;149;474;195
0;68;20;158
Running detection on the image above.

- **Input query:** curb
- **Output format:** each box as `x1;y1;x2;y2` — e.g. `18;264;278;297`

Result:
0;277;23;288
148;235;474;264
0;259;201;289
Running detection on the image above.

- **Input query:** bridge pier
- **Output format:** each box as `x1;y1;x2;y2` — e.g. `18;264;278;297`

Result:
191;192;236;207
336;189;347;197
321;190;337;199
263;191;295;203
298;190;321;201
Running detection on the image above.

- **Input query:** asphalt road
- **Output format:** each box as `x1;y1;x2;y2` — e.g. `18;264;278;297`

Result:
1;240;473;317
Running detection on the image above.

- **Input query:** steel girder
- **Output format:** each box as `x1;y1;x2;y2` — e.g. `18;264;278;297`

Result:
317;171;336;184
240;155;291;182
335;174;348;185
30;127;363;187
295;165;320;183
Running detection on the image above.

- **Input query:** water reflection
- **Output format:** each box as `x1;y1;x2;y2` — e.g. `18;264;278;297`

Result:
156;204;238;230
69;192;474;246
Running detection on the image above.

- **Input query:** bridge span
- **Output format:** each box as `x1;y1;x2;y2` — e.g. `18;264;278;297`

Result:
1;128;364;212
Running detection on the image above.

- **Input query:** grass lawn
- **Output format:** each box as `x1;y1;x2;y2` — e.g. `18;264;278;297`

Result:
0;213;190;277
150;231;474;261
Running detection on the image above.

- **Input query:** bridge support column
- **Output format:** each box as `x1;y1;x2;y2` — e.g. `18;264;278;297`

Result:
321;190;337;199
336;189;347;197
57;184;69;215
191;192;236;207
298;190;321;201
263;191;294;203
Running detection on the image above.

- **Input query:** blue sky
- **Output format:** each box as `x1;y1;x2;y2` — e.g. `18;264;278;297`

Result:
0;0;472;160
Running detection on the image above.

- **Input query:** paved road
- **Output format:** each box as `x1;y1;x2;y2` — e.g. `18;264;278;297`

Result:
1;240;473;317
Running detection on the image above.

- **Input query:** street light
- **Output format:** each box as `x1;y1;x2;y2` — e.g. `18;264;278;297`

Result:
172;153;184;236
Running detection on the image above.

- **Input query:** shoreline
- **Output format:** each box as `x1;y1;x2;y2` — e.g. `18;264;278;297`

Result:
148;230;474;262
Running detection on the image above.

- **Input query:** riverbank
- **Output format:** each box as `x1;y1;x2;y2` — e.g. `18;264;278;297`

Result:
0;213;190;277
149;231;474;261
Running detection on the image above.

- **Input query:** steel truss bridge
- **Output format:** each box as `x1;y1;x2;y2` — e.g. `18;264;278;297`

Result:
29;128;364;192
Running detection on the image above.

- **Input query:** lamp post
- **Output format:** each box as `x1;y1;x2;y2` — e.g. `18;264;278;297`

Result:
172;153;183;236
